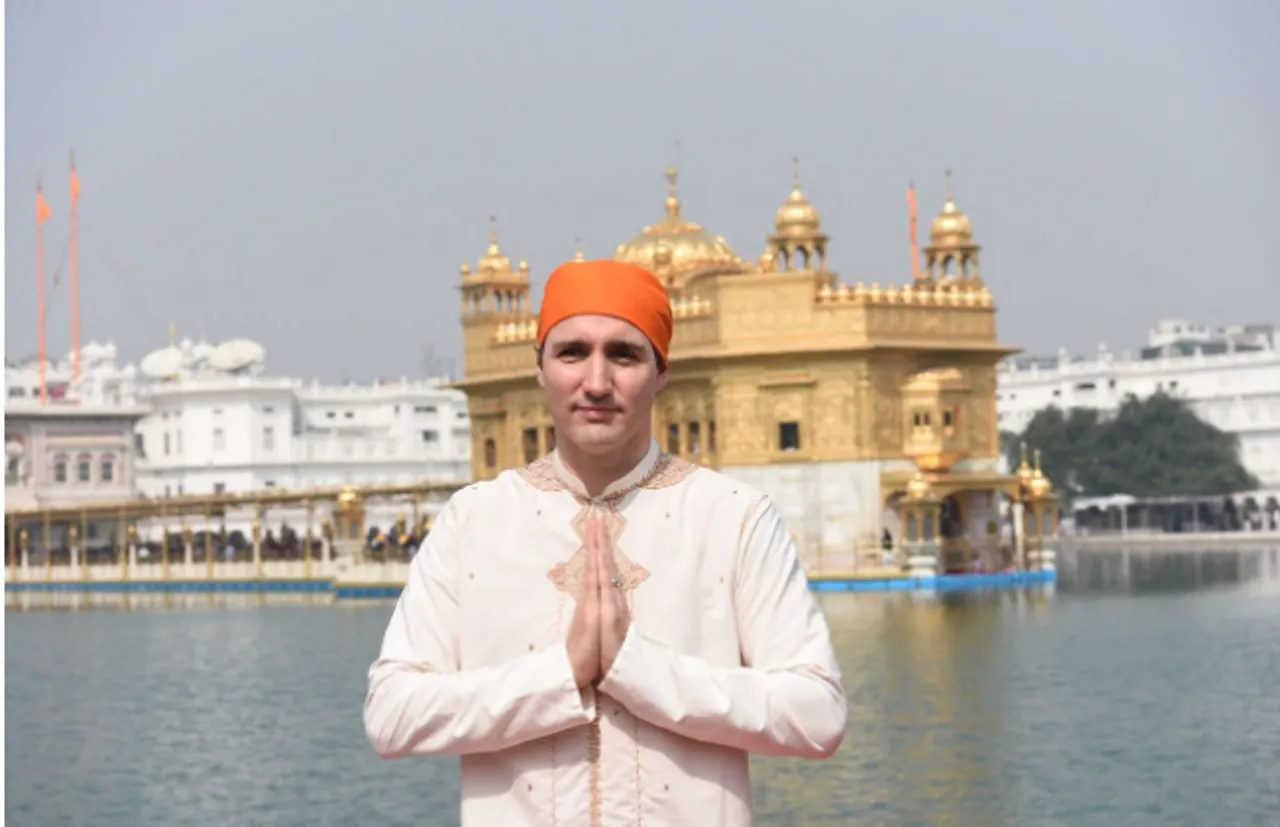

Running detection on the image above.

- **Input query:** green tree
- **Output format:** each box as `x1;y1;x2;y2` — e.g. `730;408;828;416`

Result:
1004;406;1100;504
1010;392;1257;501
1083;392;1257;497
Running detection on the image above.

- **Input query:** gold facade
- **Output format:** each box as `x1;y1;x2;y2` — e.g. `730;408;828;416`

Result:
454;163;1017;503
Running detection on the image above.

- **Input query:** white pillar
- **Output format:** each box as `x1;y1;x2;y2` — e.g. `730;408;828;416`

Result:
1012;502;1025;568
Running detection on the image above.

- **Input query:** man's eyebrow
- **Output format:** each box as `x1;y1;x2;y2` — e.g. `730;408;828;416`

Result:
605;340;649;357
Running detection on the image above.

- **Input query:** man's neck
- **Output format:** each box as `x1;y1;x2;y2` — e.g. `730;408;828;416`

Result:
555;433;652;498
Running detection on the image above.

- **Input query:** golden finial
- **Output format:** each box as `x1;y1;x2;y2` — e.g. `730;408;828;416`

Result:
487;215;500;252
168;323;176;348
573;236;585;261
944;168;954;202
664;166;680;218
1015;441;1035;493
792;155;801;188
1029;448;1054;497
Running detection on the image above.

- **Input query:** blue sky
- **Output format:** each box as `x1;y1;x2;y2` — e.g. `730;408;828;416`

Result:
6;0;1278;380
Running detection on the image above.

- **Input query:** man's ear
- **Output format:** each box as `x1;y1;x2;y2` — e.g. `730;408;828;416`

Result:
655;369;670;394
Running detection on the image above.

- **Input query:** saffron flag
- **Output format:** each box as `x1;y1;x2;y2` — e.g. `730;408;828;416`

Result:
36;187;52;225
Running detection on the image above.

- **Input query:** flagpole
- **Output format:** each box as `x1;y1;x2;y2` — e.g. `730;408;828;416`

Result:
70;153;81;382
907;182;920;282
37;183;49;404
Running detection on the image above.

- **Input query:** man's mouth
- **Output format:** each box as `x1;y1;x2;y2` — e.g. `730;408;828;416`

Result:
575;404;619;419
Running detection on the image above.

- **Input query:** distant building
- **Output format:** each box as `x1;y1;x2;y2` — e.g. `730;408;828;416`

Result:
4;404;147;512
996;319;1280;486
5;335;473;505
6;343;147;512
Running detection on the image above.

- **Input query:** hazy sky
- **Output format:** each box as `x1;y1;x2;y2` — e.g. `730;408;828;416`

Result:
6;0;1278;382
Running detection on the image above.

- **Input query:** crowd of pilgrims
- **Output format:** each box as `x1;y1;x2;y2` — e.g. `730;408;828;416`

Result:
17;520;428;566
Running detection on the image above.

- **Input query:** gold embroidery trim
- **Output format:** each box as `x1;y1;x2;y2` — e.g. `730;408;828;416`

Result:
520;451;699;825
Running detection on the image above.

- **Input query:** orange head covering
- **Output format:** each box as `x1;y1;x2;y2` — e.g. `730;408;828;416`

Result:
537;259;673;363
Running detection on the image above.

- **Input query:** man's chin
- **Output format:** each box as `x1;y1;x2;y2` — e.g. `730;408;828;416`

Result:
564;424;628;454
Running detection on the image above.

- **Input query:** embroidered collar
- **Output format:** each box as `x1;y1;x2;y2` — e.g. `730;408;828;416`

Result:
549;439;661;503
517;439;696;505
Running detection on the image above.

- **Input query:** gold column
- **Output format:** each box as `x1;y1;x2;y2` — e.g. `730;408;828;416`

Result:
68;525;81;580
79;510;89;581
204;508;214;580
117;507;126;577
252;508;263;580
42;510;52;582
161;505;171;581
181;524;193;578
124;525;136;580
304;499;314;580
8;520;17;577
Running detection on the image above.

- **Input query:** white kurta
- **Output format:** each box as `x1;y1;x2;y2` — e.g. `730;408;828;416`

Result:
364;440;846;826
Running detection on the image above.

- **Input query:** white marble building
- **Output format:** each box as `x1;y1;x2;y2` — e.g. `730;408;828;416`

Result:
6;337;473;508
997;319;1280;486
5;343;148;511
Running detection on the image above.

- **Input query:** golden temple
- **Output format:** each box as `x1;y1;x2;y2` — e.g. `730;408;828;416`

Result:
454;162;1057;573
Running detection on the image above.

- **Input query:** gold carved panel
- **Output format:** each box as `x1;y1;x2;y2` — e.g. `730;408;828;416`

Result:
812;376;857;454
871;365;904;458
967;366;998;456
715;381;765;461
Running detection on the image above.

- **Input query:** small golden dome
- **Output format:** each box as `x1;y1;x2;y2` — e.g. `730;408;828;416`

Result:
774;157;821;235
1015;443;1033;474
906;471;934;501
613;167;744;279
929;171;973;245
477;216;513;275
1028;449;1054;498
902;366;966;393
336;484;363;508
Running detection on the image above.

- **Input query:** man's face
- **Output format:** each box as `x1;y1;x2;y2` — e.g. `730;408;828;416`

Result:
537;314;668;457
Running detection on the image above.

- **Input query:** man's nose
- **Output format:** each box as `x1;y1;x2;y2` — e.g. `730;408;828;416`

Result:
582;354;611;396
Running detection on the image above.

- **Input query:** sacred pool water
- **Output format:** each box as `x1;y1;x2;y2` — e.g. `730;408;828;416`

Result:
6;545;1280;826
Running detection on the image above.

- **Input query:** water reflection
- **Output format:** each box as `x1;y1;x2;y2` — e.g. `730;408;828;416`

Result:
6;548;1279;826
1058;544;1280;594
754;590;1053;825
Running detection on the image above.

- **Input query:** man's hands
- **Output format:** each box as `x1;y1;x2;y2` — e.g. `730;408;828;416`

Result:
565;517;633;688
596;519;632;679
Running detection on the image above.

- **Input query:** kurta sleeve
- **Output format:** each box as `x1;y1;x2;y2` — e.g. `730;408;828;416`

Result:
363;486;596;759
596;495;846;759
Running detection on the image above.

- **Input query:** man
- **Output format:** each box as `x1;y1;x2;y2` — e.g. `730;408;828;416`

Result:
364;258;846;825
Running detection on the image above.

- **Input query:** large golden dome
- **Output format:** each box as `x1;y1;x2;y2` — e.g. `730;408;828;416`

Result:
613;167;744;279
